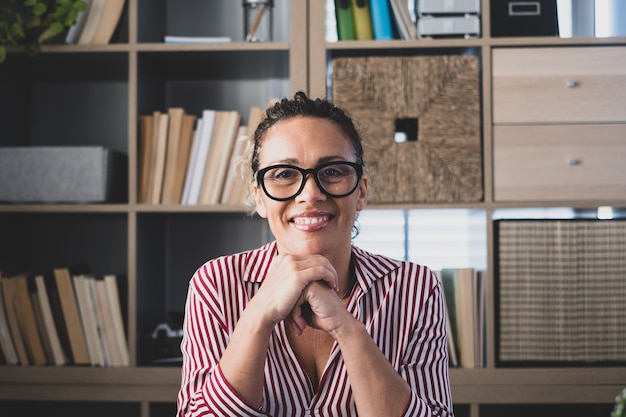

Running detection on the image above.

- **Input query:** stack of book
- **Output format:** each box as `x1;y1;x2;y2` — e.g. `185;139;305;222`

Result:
0;267;129;367
416;0;481;39
496;219;626;365
138;106;264;206
436;268;486;368
333;0;417;41
65;0;126;45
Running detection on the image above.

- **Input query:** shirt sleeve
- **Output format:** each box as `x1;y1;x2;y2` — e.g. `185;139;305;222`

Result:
176;264;267;417
400;272;454;417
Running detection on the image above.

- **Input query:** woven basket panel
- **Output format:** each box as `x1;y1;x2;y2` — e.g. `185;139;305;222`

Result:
331;55;482;204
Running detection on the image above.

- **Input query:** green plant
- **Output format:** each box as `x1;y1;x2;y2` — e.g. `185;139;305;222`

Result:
0;0;86;63
613;388;626;417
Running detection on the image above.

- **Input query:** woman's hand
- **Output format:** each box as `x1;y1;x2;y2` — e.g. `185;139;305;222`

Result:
255;254;338;333
297;281;353;335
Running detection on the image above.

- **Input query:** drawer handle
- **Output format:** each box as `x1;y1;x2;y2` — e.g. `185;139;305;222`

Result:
566;80;578;88
568;157;582;166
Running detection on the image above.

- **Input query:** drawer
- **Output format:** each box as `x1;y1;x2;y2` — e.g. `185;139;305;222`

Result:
494;124;626;201
492;47;626;124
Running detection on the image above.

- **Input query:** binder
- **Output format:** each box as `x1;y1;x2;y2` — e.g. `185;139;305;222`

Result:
369;0;394;40
351;0;374;40
334;0;356;40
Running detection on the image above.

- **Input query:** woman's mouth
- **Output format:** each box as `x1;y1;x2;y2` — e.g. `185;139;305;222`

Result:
290;214;332;231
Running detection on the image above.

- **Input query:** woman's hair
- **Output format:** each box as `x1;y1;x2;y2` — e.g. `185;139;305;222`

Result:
250;91;365;174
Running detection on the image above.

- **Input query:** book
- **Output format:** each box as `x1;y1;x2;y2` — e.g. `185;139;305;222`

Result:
149;112;170;205
65;0;93;44
73;274;105;366
441;268;477;368
334;0;356;40
11;274;47;365
93;277;120;366
181;118;204;204
43;273;74;364
104;274;129;366
171;114;197;204
0;276;29;365
144;111;162;204
163;35;231;44
160;107;185;204
433;270;458;367
219;126;248;206
351;0;374;40
53;267;91;365
389;0;416;39
78;0;106;44
221;105;263;205
34;274;67;366
90;0;126;45
138;114;155;203
184;110;216;205
0;278;19;365
198;110;241;205
369;0;394;40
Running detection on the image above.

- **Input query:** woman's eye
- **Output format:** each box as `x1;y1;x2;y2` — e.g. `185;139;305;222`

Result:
270;168;299;181
320;167;345;179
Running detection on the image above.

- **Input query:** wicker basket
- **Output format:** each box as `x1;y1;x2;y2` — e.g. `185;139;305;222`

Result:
331;55;482;204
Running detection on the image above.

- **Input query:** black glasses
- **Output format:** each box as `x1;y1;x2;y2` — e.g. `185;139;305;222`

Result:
255;161;363;201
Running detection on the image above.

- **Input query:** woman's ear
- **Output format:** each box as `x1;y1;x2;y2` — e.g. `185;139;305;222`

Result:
356;176;368;212
253;184;268;218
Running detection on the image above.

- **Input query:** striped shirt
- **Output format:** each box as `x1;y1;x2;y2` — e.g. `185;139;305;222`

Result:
177;241;453;417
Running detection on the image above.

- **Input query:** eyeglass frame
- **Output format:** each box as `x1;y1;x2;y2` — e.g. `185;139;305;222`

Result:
254;161;364;201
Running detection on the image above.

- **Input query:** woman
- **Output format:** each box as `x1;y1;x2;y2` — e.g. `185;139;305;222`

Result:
177;92;453;417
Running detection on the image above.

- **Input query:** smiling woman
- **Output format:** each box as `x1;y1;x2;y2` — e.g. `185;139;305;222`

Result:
176;92;453;417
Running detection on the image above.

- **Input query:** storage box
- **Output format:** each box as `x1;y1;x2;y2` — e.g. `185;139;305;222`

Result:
495;219;626;365
418;15;481;39
491;0;558;37
418;0;480;16
331;55;483;204
0;147;128;203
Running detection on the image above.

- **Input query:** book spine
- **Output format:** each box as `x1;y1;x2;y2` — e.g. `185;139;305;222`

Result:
351;0;374;40
335;0;356;40
369;0;394;40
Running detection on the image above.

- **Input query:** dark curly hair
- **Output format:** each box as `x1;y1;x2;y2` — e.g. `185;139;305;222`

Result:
251;91;365;174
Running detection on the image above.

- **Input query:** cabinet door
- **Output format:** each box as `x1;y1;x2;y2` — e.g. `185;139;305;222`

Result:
494;124;626;201
492;46;626;124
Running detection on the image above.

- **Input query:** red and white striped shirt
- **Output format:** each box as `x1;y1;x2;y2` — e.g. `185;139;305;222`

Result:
177;241;453;417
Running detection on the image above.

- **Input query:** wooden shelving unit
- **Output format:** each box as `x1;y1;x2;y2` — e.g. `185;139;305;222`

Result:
307;1;626;417
0;1;625;416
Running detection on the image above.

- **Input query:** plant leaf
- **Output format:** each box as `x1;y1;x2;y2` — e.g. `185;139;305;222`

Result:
0;46;6;63
39;21;63;43
33;2;47;16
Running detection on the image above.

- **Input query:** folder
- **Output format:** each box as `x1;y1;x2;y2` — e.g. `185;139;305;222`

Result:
335;0;356;40
351;0;374;40
369;0;394;40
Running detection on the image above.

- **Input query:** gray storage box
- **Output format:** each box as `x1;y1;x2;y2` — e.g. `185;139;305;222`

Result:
0;146;127;203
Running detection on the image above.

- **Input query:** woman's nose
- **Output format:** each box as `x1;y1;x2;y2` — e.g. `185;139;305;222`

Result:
296;173;326;202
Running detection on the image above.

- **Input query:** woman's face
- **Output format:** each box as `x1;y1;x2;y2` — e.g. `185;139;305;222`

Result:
253;116;368;257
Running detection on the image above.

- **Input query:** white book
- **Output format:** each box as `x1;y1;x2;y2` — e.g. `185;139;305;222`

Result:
185;110;216;205
65;0;93;44
164;35;231;44
73;275;105;366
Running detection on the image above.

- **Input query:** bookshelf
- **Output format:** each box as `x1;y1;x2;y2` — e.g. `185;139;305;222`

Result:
0;1;625;416
308;1;626;417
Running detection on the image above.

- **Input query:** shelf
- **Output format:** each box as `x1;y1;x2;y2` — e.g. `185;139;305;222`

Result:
1;0;624;415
